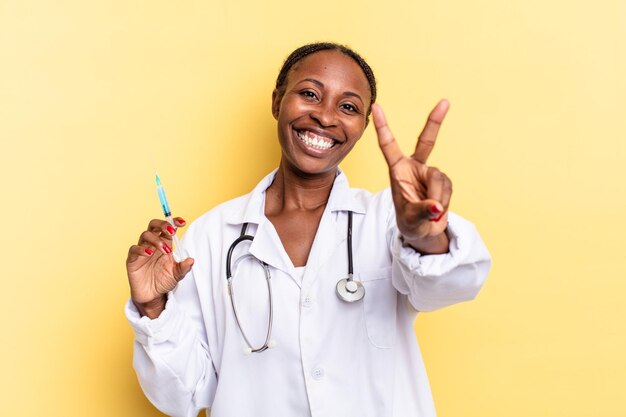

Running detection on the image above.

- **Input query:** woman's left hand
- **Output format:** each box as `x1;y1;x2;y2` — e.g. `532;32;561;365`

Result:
372;100;452;254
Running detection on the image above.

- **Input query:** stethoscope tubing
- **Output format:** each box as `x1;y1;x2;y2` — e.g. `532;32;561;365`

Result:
226;225;275;353
347;209;354;279
227;258;273;353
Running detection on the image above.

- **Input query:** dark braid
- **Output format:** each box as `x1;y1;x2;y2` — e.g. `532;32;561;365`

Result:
275;42;377;115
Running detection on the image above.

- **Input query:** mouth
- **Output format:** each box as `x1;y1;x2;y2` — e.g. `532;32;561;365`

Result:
295;129;339;151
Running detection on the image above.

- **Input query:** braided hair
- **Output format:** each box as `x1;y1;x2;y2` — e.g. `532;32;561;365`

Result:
275;42;377;115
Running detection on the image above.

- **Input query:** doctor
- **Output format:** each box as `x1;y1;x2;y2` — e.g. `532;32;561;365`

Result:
125;42;491;417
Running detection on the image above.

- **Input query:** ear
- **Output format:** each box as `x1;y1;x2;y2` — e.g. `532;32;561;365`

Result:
271;89;282;120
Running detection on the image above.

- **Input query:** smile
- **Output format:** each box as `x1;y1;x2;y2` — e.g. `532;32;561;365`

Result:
296;130;337;151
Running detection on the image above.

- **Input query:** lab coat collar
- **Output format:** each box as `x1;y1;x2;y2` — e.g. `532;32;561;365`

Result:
226;168;366;226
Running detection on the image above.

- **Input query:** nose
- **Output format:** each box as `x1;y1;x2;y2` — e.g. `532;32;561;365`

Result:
310;101;337;127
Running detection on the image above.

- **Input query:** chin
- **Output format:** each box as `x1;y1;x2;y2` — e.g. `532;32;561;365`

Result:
283;154;340;178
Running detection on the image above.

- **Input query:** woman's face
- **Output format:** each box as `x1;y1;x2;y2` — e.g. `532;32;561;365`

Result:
272;50;372;176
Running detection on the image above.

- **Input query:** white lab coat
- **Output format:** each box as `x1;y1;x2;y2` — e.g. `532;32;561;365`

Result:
126;169;491;417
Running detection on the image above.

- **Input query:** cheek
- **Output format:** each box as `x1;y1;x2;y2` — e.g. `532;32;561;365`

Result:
277;101;302;126
347;118;367;141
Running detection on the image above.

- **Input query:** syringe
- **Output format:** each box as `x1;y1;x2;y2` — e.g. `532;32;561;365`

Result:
155;173;183;261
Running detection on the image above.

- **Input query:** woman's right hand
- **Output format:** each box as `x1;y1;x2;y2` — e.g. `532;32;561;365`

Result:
126;217;194;319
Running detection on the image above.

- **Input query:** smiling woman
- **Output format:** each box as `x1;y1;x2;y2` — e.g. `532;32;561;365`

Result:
125;42;492;417
271;49;371;177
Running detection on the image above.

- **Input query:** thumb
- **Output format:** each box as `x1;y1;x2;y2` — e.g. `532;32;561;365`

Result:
404;199;444;222
174;257;195;282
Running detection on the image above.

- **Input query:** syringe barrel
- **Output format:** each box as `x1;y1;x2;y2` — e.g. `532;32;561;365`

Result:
157;186;171;217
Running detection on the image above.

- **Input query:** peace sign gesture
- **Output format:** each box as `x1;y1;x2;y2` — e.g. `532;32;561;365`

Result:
372;100;452;254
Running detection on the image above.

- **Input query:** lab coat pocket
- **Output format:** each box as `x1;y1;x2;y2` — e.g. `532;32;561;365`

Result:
359;267;396;349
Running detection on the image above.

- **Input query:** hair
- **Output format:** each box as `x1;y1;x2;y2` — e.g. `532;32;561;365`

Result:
275;42;377;114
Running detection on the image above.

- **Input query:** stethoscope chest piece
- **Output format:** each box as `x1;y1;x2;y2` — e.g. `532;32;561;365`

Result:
336;277;365;303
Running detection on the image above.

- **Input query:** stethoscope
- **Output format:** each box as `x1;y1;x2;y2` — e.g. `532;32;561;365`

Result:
225;211;364;354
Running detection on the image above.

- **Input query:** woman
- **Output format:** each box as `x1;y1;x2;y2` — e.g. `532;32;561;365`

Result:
125;42;491;417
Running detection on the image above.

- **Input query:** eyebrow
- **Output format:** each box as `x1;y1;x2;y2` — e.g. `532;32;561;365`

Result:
296;78;365;105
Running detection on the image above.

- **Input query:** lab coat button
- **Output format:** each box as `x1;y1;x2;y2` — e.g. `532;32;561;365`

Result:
302;297;313;308
311;366;324;380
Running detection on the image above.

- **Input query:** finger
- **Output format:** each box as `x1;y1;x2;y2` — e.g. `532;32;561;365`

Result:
372;103;404;167
148;219;177;236
404;201;430;221
173;217;186;226
413;99;449;164
425;167;445;206
174;257;195;282
440;173;453;211
127;244;156;264
403;199;440;223
138;230;173;254
418;199;445;221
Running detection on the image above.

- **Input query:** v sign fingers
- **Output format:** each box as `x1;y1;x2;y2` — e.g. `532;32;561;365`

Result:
413;99;449;164
374;100;453;255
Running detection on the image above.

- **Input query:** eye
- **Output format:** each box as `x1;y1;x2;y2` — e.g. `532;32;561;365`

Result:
340;103;360;114
299;90;319;100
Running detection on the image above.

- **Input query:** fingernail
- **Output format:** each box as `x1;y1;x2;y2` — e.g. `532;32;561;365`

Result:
167;225;176;235
430;204;442;215
177;218;186;224
145;248;154;255
163;244;172;254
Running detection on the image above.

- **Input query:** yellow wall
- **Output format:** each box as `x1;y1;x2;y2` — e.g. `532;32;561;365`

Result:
1;0;624;416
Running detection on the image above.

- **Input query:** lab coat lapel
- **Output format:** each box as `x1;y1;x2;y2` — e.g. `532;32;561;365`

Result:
302;209;346;289
302;171;366;289
248;219;296;283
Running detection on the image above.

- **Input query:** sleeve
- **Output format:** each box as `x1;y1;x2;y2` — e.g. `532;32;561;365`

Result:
125;235;217;417
388;208;492;312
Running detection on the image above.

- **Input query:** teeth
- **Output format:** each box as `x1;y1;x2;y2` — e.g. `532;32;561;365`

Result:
297;131;334;150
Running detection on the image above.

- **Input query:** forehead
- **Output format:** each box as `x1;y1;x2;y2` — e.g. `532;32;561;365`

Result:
287;50;371;100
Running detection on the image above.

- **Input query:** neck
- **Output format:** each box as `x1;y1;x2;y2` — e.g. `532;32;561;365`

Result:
266;160;337;213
